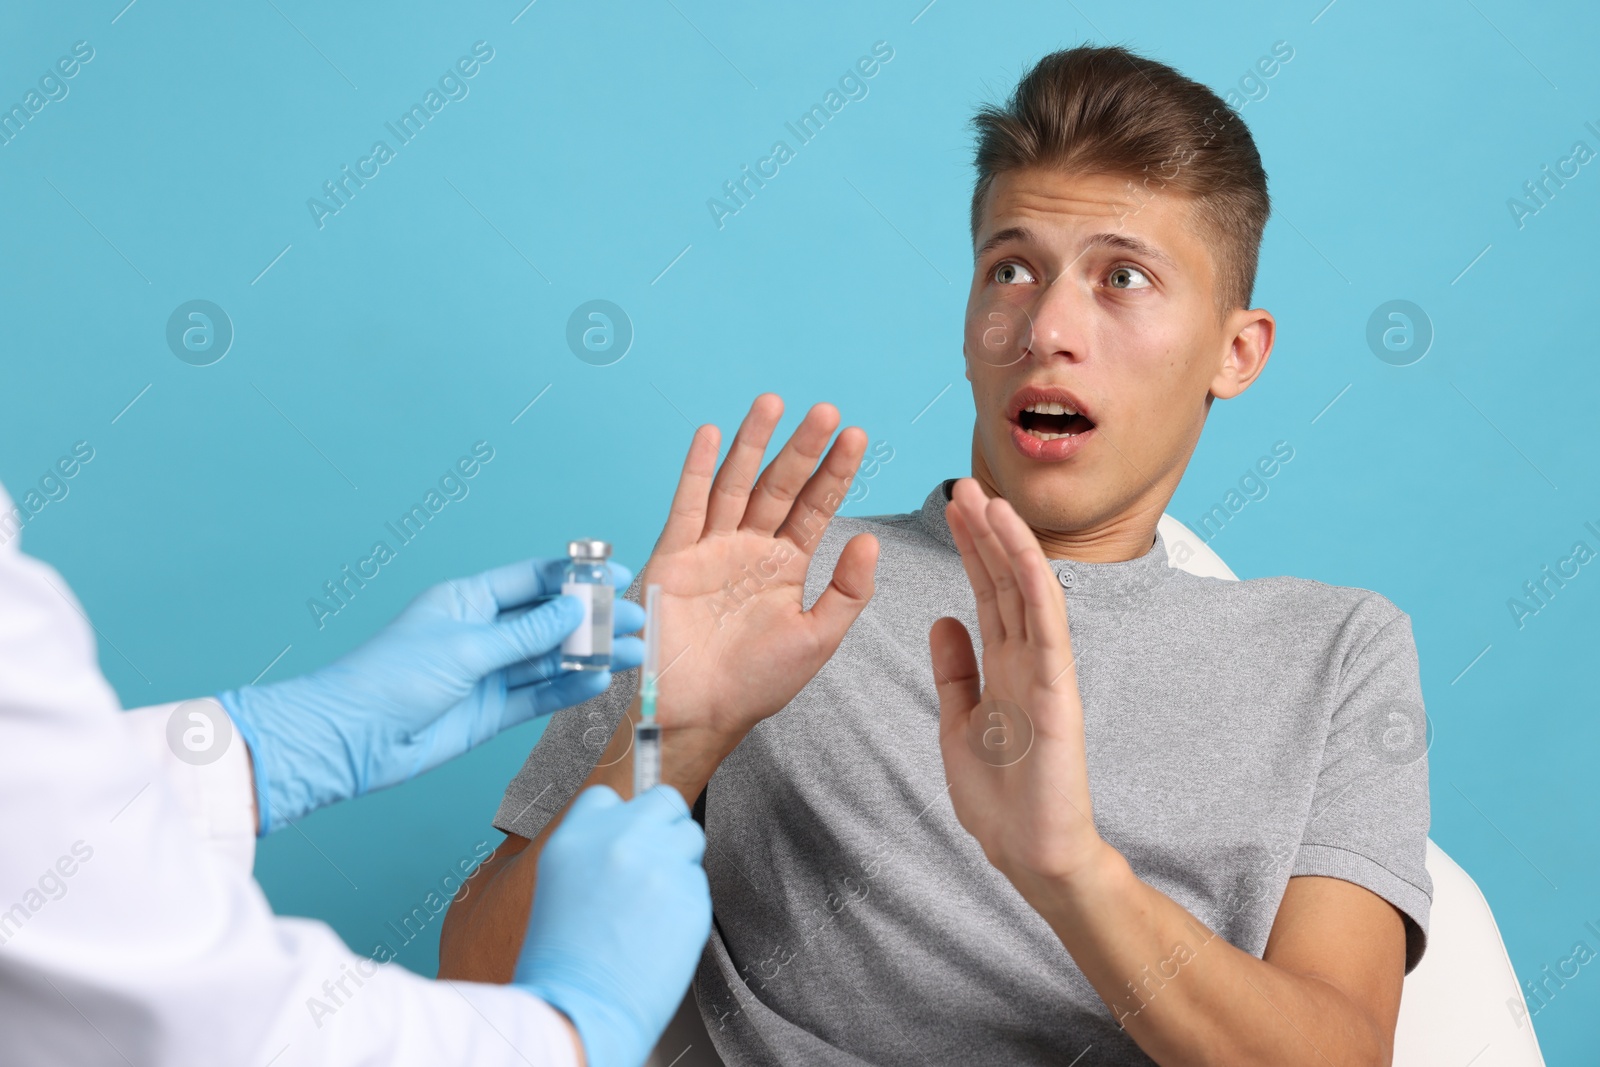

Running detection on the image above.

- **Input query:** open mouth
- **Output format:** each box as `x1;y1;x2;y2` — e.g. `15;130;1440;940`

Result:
1006;387;1097;462
1016;400;1095;441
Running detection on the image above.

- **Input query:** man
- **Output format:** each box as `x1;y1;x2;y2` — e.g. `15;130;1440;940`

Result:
440;45;1431;1065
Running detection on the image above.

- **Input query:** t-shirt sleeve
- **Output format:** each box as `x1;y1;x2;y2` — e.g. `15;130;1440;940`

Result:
1292;597;1434;974
493;577;643;840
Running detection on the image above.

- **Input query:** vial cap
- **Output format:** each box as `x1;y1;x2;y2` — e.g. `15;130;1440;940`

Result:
567;539;612;560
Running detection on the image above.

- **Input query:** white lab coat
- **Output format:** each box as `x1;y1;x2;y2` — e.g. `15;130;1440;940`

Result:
0;487;578;1067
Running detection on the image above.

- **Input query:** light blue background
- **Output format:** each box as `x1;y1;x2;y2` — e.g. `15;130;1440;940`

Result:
3;0;1595;1059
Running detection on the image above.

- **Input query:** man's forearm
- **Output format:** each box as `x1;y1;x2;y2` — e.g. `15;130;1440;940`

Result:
438;829;543;982
610;692;741;806
1022;845;1386;1067
439;704;741;982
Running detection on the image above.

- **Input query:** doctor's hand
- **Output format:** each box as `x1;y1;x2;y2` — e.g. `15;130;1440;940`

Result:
633;394;879;802
515;785;711;1067
929;478;1112;900
218;558;643;833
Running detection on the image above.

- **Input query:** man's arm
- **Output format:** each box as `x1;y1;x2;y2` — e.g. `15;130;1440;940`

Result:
441;695;736;981
438;699;636;982
441;394;879;982
931;479;1406;1066
439;825;543;983
1022;845;1403;1064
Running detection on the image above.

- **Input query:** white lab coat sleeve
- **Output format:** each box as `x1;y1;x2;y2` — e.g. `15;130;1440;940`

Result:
0;492;579;1067
120;698;259;874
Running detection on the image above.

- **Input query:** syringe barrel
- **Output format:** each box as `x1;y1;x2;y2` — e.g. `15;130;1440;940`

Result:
633;720;662;795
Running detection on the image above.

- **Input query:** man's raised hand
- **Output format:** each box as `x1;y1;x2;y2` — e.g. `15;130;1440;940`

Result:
929;478;1108;894
641;393;879;798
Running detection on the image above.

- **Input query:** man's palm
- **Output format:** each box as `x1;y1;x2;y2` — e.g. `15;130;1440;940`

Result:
643;395;878;746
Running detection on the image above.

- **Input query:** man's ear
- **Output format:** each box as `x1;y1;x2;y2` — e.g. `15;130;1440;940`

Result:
1210;307;1274;401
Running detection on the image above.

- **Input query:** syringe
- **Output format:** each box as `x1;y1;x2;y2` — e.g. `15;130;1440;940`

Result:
633;583;663;796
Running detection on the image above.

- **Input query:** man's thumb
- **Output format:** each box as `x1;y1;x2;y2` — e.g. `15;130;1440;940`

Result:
929;616;981;737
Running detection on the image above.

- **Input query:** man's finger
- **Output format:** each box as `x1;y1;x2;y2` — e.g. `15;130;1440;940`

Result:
777;425;868;558
739;402;843;536
989;498;1071;656
657;424;723;554
929;616;981;747
947;498;1005;645
703;394;784;534
956;480;1026;640
802;532;879;652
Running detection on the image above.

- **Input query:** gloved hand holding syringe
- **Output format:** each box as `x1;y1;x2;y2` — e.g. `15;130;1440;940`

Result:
633;583;664;795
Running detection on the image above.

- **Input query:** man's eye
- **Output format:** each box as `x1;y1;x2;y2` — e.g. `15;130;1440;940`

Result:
1107;265;1151;289
993;261;1035;285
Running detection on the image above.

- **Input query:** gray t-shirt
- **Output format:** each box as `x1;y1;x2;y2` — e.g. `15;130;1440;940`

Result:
496;480;1432;1066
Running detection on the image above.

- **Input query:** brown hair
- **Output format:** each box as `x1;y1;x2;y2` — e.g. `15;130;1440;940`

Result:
970;45;1270;313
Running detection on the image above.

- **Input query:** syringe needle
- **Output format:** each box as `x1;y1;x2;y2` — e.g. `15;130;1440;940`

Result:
641;584;662;719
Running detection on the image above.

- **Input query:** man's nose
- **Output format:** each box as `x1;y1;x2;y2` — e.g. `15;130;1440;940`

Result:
1027;274;1090;363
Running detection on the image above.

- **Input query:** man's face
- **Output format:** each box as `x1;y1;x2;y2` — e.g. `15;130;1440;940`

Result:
964;167;1267;539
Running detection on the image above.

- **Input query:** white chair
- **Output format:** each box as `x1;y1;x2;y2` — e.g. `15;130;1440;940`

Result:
647;517;1549;1066
1158;516;1546;1067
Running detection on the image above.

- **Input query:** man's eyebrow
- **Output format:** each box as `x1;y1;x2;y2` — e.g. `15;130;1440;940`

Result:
974;226;1177;270
1082;231;1176;269
974;225;1033;261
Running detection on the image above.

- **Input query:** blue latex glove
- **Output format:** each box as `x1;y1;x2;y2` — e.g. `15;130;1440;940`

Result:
218;558;642;834
516;785;712;1067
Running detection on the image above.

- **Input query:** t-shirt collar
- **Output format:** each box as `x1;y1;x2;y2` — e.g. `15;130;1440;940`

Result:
917;479;1173;599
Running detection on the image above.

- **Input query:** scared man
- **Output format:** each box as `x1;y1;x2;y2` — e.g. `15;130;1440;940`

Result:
441;45;1430;1066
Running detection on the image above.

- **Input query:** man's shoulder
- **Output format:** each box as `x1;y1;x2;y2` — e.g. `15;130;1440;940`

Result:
808;502;1415;647
1181;570;1412;645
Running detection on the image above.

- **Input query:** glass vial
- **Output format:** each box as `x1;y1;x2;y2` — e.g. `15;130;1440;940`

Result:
560;539;614;671
633;720;662;795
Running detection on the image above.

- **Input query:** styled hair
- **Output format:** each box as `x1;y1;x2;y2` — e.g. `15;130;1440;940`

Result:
970;45;1270;312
